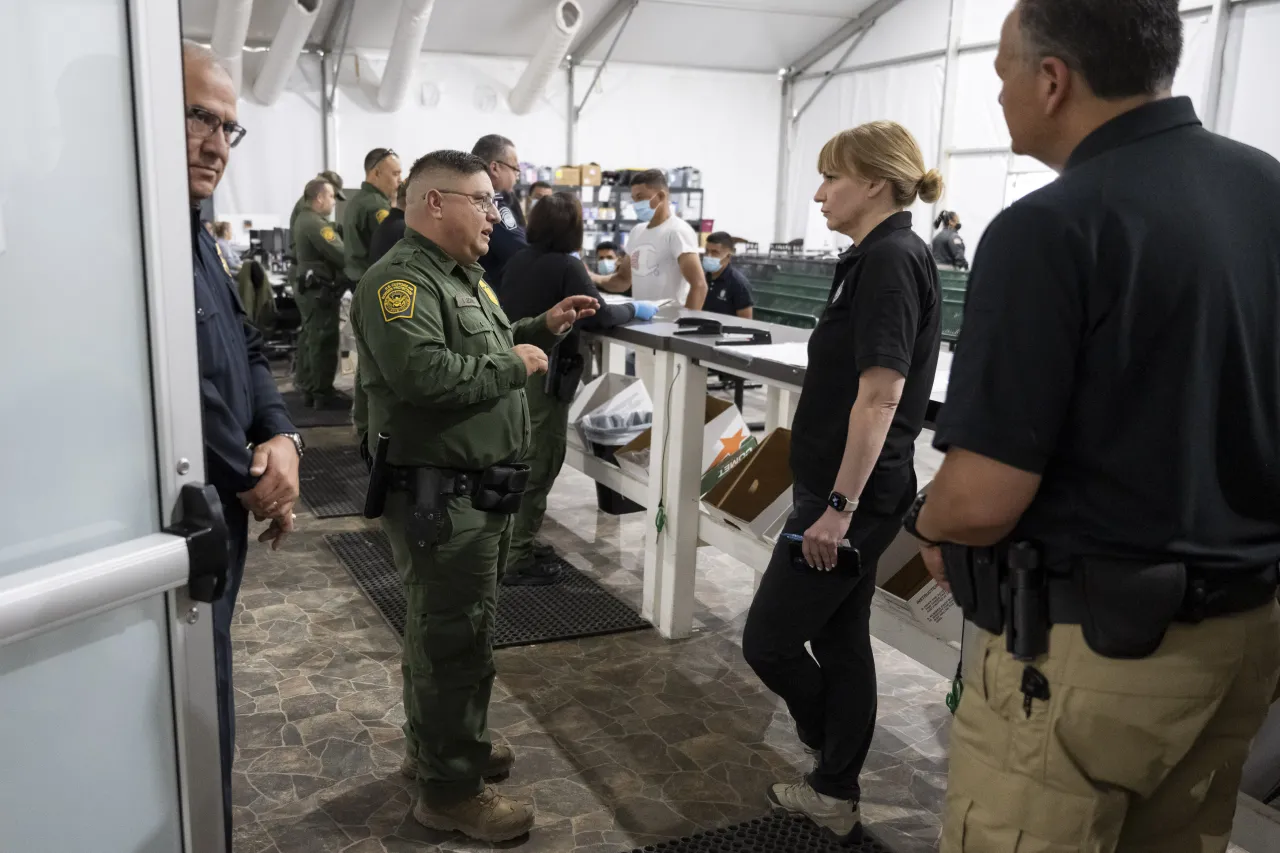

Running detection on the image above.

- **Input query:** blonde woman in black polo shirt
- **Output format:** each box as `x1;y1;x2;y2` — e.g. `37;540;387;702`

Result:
742;121;943;844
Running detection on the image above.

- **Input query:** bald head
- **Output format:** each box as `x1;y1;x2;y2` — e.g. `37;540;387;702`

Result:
182;40;238;204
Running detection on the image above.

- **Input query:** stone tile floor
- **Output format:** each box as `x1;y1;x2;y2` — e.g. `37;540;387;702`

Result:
229;419;954;853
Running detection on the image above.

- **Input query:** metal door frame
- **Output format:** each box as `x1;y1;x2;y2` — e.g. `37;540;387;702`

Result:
0;0;224;850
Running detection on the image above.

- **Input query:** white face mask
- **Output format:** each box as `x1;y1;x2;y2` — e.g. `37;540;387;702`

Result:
598;258;617;275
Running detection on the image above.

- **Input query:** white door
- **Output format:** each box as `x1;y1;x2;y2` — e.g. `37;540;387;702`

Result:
0;1;226;851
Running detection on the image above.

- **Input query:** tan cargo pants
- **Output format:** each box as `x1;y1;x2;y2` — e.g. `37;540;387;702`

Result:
942;601;1280;852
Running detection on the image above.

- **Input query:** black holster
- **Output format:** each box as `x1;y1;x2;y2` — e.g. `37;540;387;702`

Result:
942;543;1006;635
545;348;585;403
464;464;531;513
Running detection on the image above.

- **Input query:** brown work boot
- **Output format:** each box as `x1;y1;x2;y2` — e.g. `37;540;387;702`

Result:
401;744;515;782
412;786;534;843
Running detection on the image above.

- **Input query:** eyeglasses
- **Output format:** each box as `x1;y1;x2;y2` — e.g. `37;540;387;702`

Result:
495;160;521;174
435;190;499;215
186;105;246;148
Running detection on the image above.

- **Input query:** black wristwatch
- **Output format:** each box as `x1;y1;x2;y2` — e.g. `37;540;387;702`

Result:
902;492;942;546
827;491;857;513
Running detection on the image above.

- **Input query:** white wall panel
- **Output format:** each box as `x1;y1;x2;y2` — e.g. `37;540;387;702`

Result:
213;53;324;229
846;0;952;67
1173;11;1213;114
960;0;1013;47
786;57;944;251
1218;1;1280;163
577;63;781;247
952;49;1008;150
945;152;1007;250
335;52;568;198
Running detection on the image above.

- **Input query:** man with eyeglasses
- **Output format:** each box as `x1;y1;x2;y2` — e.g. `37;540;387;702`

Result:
472;134;528;292
352;149;598;843
342;147;402;292
181;41;303;849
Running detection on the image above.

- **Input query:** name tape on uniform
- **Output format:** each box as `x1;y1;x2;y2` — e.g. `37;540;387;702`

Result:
379;280;417;322
455;294;480;309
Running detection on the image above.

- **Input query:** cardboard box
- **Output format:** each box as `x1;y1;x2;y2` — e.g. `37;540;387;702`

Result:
567;374;652;454
554;166;581;186
578;163;602;186
873;484;963;643
614;396;758;495
703;428;793;540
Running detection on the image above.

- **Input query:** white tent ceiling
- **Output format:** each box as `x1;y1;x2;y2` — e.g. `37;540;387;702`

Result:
180;0;884;73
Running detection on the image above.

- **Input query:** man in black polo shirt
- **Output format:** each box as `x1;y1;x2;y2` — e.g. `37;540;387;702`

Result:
701;231;753;319
903;2;1280;849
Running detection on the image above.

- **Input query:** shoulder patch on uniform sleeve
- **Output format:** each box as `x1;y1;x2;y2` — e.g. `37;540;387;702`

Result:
455;294;480;308
321;226;337;242
500;207;518;230
953;237;964;247
375;209;390;224
378;280;416;322
479;281;500;306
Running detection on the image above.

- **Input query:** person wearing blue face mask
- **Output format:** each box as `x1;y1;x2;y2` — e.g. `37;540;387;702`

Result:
594;241;622;277
596;170;707;309
701;231;754;319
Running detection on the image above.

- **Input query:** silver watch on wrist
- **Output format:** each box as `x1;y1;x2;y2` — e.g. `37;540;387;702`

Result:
278;432;305;459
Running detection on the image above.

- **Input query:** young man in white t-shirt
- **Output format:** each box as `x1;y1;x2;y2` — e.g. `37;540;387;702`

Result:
597;170;707;309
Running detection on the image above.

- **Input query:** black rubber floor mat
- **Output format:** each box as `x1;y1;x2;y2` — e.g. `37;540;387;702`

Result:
621;813;895;852
299;445;368;518
325;530;650;648
281;390;352;429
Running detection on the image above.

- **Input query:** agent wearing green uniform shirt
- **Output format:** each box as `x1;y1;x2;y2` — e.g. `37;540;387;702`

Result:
343;147;401;285
289;169;346;246
292;178;348;408
352;149;597;844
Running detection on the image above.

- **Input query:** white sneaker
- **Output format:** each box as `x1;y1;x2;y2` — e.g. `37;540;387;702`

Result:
768;779;862;843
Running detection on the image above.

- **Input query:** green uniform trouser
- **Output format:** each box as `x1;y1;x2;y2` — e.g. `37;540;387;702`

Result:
382;490;510;806
506;378;570;569
942;601;1280;852
294;287;341;396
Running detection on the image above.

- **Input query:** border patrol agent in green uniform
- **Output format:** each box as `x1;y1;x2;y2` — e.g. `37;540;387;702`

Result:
354;150;598;843
290;169;346;248
342;148;401;286
292;178;347;407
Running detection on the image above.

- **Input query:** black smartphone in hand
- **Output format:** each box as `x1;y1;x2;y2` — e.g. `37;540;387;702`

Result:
783;533;863;576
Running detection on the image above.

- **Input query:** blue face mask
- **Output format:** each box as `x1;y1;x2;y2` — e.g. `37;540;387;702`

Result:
702;255;723;274
598;258;617;275
632;197;656;223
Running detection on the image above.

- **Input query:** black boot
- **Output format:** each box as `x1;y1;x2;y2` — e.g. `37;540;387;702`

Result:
502;559;559;587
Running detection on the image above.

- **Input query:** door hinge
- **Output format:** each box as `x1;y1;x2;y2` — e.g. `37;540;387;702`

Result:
165;483;229;604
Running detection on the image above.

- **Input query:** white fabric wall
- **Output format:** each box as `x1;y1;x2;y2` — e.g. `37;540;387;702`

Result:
575;63;781;249
785;58;945;252
213;53;324;238
334;52;568;193
1218;1;1280;163
214;51;779;249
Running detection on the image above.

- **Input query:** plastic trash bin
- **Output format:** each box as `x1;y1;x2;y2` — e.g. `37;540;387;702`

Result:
580;408;651;515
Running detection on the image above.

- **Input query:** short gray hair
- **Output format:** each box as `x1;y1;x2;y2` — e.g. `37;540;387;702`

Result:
304;178;332;203
181;39;233;86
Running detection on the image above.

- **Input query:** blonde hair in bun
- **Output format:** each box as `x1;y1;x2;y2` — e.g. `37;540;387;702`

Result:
818;121;943;207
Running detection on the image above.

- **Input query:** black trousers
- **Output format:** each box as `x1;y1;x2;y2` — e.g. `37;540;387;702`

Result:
743;479;913;802
212;503;248;848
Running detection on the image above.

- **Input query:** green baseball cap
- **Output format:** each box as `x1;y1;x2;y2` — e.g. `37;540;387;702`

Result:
318;170;347;200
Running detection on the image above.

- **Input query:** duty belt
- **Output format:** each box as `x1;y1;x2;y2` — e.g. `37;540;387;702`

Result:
1045;561;1280;626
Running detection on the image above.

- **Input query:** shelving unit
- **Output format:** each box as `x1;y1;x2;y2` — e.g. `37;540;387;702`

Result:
515;167;707;253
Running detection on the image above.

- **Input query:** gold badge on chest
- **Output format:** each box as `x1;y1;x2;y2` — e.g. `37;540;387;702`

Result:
479;280;500;306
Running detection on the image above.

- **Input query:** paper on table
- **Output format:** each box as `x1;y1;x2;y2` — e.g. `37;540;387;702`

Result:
727;342;809;368
600;294;676;309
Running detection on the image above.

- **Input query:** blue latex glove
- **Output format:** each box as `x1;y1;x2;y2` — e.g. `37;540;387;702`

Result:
633;301;660;321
